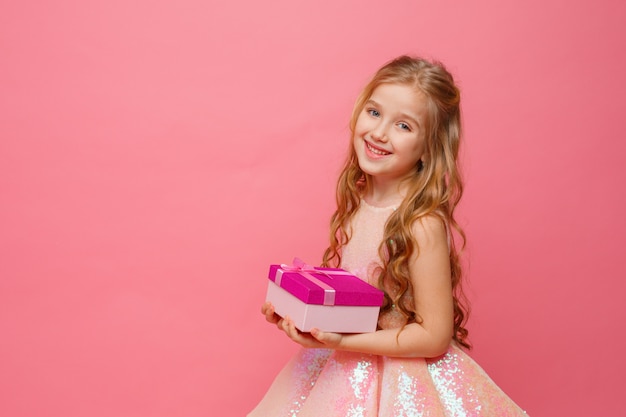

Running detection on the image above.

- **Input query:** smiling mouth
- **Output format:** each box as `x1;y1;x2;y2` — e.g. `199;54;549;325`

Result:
365;141;391;156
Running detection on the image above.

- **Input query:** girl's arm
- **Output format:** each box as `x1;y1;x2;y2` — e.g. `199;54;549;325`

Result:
275;215;455;358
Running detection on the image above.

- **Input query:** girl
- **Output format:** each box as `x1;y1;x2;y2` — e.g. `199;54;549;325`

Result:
249;56;527;416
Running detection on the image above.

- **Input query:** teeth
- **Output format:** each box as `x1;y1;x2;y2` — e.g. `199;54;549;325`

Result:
366;141;390;156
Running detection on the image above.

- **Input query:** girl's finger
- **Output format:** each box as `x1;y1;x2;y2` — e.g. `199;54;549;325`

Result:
281;316;291;333
310;328;322;341
287;318;296;336
285;318;299;339
262;302;273;313
311;328;340;347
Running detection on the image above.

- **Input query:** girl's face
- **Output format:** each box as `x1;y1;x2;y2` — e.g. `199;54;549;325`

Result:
353;83;428;186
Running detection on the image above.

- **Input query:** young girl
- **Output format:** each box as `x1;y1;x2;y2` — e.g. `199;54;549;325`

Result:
249;56;527;416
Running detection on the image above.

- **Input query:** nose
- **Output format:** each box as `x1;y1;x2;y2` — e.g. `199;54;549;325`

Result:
370;121;388;142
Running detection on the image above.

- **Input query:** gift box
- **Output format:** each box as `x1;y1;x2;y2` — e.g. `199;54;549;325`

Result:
265;258;384;333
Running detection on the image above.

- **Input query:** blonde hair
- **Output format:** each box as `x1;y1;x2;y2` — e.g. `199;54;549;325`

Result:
322;55;470;349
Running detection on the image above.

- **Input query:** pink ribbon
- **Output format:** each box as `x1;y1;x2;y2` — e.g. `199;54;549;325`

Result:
276;258;347;306
279;257;317;273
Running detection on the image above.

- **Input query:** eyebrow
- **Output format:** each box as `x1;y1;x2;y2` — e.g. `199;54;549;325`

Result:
365;99;422;128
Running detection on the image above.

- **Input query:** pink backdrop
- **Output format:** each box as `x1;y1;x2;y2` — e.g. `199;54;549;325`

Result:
1;1;625;416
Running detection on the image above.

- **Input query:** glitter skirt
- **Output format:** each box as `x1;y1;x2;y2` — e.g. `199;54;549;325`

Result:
248;344;527;416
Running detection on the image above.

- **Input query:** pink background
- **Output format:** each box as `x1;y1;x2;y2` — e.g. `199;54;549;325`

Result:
1;1;624;416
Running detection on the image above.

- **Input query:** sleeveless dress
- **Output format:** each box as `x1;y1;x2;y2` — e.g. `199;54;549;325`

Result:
249;200;528;416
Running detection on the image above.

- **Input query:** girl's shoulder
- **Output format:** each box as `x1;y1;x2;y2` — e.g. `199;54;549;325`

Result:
411;212;449;248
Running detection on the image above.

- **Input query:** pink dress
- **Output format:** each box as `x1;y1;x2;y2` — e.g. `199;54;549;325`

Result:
249;201;528;416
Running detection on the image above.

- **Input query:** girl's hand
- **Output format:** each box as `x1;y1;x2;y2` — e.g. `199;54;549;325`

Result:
261;301;283;327
280;316;343;349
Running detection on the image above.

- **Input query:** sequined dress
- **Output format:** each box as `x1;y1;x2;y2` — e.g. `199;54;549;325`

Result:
249;200;527;417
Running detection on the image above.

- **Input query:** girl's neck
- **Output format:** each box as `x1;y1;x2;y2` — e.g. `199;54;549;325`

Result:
363;181;406;209
364;171;416;208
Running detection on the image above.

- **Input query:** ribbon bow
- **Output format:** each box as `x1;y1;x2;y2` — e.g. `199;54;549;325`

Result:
280;257;318;273
277;257;338;305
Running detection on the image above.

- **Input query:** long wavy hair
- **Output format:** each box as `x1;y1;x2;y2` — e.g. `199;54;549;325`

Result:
322;55;471;349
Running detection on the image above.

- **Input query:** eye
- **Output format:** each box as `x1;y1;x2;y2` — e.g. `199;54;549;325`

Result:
398;122;411;131
367;108;380;117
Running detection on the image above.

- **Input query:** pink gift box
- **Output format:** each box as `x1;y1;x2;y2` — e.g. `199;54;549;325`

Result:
265;259;384;333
